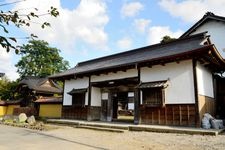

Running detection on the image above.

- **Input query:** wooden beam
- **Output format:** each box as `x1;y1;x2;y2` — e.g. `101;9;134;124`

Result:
187;105;190;126
134;68;140;125
158;109;160;124
179;105;182;125
134;89;139;124
165;107;167;125
172;107;174;125
88;76;92;107
192;59;200;127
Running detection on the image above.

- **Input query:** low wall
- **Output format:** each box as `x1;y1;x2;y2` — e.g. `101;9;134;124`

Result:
7;105;20;115
13;107;37;116
39;104;62;118
0;105;20;116
0;106;7;116
139;104;196;126
62;106;88;120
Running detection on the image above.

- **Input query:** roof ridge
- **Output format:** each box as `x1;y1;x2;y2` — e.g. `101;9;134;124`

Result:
180;12;225;38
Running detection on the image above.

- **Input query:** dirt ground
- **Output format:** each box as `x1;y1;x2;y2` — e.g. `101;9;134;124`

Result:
44;125;225;150
1;124;225;150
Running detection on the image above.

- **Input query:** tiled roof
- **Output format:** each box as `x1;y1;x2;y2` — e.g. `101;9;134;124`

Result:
50;32;211;79
0;99;21;106
35;97;62;103
19;77;62;94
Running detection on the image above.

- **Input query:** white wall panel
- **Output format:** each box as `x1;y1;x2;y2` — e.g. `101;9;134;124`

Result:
63;78;89;106
140;60;195;104
91;87;101;106
196;62;214;98
191;21;225;58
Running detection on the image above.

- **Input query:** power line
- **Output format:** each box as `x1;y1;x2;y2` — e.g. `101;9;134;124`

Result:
0;0;30;7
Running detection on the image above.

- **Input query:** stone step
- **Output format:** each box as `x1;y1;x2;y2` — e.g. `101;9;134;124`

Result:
75;125;125;133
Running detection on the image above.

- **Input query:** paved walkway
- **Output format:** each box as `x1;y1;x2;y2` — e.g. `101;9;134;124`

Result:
47;119;224;136
0;125;104;150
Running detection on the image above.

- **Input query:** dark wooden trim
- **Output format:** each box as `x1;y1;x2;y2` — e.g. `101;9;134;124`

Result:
88;76;91;106
38;102;62;105
134;67;140;124
62;80;65;106
192;59;200;127
91;77;138;85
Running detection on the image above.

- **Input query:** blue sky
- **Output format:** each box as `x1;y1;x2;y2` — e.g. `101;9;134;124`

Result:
1;0;225;80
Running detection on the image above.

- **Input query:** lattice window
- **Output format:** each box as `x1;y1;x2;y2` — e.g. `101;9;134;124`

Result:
142;88;165;107
72;93;85;107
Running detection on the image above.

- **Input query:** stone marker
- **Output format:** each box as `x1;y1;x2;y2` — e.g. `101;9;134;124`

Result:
27;115;36;125
19;113;27;123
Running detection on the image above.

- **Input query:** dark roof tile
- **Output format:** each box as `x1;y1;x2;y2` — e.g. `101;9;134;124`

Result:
50;32;209;79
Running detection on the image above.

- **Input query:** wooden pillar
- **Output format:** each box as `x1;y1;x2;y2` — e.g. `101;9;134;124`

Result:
87;76;92;121
88;76;91;106
192;59;200;127
134;67;140;125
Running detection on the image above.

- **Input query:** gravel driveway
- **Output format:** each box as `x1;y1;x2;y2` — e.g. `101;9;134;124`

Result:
0;124;225;150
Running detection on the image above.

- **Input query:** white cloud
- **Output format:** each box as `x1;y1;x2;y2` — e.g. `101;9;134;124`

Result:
13;0;109;50
0;49;19;81
159;0;225;23
121;2;144;17
134;18;151;33
147;26;183;44
117;37;132;49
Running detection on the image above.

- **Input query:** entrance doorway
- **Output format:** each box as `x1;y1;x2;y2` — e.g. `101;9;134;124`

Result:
112;92;134;122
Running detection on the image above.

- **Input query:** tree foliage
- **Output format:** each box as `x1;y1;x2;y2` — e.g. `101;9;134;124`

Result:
160;35;177;43
15;40;70;78
0;76;19;100
0;1;59;53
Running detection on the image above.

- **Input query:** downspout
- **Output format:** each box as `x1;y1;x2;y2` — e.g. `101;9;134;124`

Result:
192;59;200;127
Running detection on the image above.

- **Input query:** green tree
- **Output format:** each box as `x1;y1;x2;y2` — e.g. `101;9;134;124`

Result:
0;1;59;53
0;76;19;100
160;35;176;43
15;40;69;78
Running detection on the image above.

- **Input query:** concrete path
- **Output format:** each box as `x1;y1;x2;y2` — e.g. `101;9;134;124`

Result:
0;125;104;150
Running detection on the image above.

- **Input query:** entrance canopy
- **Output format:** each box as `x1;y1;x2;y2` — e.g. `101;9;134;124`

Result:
91;77;139;88
139;80;169;89
67;88;87;95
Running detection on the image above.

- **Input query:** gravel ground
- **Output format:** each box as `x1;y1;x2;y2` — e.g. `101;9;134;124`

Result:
44;125;225;150
1;124;225;150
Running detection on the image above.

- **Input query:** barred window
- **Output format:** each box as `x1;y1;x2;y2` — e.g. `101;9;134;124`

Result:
72;93;85;106
142;88;163;106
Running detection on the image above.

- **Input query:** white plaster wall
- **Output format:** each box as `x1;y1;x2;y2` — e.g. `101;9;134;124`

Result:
63;78;89;106
91;87;101;106
140;60;195;104
91;69;138;82
101;93;108;100
190;21;225;58
196;62;214;98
